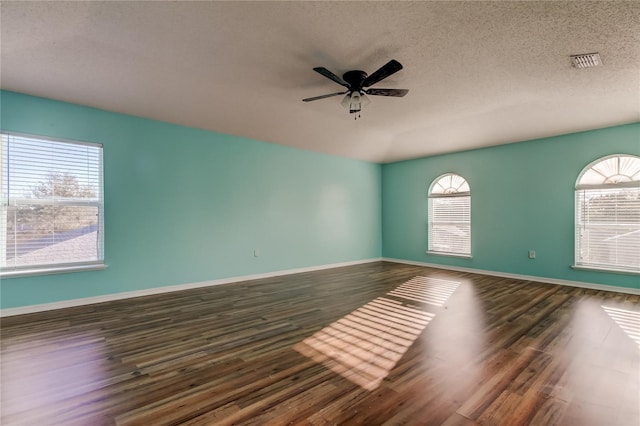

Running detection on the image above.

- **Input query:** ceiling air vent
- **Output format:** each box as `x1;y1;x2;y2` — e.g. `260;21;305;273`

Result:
570;53;602;68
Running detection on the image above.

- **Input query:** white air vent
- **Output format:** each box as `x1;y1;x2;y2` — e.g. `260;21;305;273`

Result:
570;53;602;68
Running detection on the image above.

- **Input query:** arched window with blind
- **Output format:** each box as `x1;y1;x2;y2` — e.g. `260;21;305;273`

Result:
428;173;471;257
575;154;640;273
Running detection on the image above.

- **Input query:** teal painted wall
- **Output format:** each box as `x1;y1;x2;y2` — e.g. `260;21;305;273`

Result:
0;91;382;309
382;123;640;290
1;90;637;310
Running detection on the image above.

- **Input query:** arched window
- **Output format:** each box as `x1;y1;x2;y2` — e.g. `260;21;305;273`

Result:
575;154;640;273
428;173;471;256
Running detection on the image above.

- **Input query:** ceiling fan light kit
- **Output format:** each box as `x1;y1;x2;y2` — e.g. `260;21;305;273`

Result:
303;59;409;119
341;91;371;117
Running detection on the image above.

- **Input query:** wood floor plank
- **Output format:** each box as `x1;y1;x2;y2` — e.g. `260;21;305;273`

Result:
1;261;638;425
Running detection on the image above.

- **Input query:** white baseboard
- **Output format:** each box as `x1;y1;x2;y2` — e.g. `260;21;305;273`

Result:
0;258;382;317
382;257;640;295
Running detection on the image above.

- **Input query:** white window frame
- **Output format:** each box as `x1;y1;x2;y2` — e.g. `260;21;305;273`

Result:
0;132;106;278
427;173;471;258
573;154;640;275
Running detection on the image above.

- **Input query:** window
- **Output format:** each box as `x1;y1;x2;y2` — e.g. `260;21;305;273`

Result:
428;173;471;256
575;154;640;273
1;133;104;276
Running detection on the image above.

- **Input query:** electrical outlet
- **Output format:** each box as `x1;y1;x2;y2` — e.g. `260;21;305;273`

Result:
254;249;260;257
528;250;536;259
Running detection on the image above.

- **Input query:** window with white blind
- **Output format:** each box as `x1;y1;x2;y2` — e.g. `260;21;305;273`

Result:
575;154;640;274
428;173;471;257
1;133;104;276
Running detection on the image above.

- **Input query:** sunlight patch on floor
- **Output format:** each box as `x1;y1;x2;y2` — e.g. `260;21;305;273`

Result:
387;276;459;306
602;305;640;350
294;276;460;390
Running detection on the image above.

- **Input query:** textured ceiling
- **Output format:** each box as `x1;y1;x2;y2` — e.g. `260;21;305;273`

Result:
1;1;639;163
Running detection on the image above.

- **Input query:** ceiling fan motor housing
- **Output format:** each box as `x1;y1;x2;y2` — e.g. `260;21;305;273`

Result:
343;70;368;91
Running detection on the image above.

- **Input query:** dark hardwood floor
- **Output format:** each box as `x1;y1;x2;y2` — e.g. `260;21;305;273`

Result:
1;261;638;425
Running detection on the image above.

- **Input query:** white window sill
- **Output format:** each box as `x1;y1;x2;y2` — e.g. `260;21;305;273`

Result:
426;251;472;259
571;265;639;276
0;263;107;279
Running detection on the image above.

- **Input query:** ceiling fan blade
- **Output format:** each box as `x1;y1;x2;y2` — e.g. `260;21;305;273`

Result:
365;88;409;97
313;67;350;88
362;60;403;88
302;91;348;102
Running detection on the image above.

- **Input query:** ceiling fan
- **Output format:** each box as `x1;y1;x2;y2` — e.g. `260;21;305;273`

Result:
302;59;408;119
